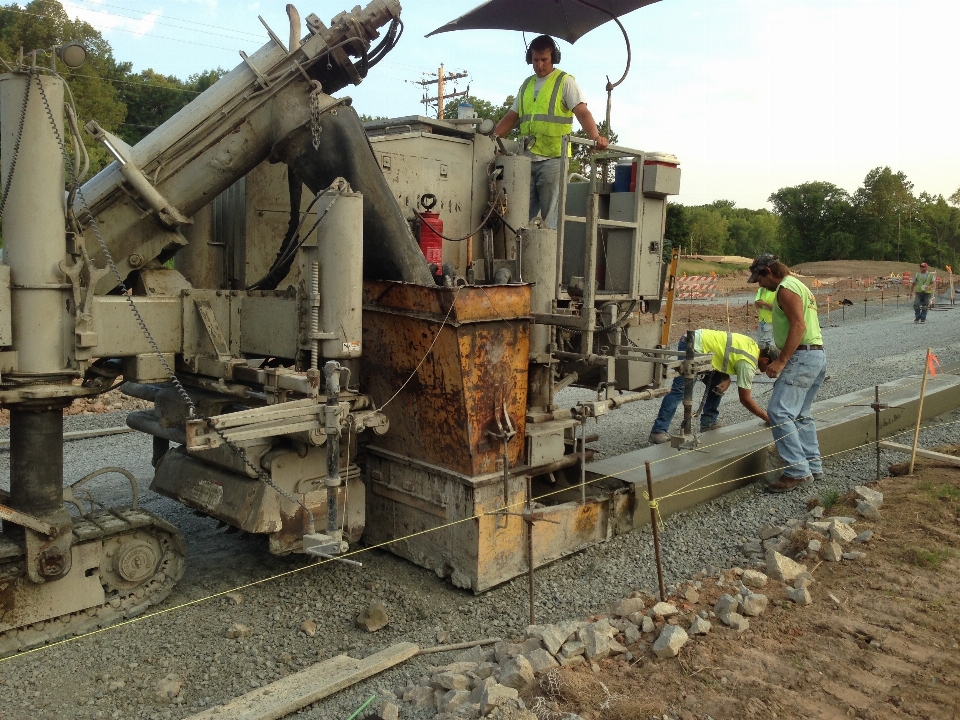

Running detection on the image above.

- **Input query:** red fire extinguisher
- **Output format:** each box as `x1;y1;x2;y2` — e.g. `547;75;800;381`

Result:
418;193;443;275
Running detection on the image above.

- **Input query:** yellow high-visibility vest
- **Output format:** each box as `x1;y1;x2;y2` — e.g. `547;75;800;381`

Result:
517;70;574;158
700;329;759;375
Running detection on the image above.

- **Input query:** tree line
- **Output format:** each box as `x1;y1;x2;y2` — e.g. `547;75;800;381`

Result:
665;169;960;268
0;1;224;170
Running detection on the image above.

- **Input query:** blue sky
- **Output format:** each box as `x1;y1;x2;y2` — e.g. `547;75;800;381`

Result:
52;0;960;209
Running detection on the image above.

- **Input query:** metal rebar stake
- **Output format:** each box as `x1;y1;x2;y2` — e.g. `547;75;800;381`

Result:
681;330;695;436
873;385;884;482
580;415;587;505
644;461;667;602
526;475;536;626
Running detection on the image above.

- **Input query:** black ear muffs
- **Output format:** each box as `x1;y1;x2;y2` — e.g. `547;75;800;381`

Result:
525;37;561;65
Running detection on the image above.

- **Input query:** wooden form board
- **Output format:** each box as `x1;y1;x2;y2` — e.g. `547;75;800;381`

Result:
879;441;960;467
186;642;419;720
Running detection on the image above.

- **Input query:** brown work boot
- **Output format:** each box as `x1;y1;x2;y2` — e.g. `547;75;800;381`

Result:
766;475;811;493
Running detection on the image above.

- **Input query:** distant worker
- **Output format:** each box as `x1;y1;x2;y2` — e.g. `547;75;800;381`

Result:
754;285;776;348
649;329;775;444
911;261;935;324
494;35;609;230
748;254;826;493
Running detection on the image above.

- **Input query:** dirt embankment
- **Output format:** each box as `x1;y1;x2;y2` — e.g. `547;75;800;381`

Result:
666;259;955;344
529;452;960;720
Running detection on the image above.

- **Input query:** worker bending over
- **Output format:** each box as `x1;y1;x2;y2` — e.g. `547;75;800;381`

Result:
649;329;775;444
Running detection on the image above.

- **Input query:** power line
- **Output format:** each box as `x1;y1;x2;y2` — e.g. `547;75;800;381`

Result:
63;0;265;40
68;72;205;93
412;64;469;118
0;6;242;52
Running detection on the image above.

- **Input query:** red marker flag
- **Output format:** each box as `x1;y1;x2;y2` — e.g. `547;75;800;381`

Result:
927;351;940;378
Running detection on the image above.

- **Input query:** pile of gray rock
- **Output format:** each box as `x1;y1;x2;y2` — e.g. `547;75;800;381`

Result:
396;592;727;718
740;485;880;567
390;485;883;719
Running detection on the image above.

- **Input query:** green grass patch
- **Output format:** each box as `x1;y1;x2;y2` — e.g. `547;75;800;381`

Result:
915;481;960;502
908;546;954;571
677;259;747;277
819;489;841;511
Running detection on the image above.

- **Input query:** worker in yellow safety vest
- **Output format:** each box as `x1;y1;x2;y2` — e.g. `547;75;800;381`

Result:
911;261;935;323
494;35;608;230
649;329;776;444
754;286;777;348
749;253;826;493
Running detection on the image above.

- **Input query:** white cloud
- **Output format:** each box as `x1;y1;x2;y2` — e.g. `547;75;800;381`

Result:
61;1;161;37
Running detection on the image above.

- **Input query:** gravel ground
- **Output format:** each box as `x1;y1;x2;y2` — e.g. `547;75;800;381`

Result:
0;302;958;720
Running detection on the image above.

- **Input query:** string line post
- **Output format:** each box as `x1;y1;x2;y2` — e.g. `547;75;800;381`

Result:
909;348;933;475
644;461;667;602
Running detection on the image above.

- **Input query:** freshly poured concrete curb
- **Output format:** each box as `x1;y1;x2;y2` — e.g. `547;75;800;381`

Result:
587;371;960;521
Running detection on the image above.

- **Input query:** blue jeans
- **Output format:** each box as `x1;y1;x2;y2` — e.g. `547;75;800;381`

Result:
768;349;826;479
913;292;931;321
530;157;562;230
756;321;773;348
651;338;724;434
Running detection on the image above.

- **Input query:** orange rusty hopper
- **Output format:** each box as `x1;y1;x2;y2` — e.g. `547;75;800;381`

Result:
361;281;534;590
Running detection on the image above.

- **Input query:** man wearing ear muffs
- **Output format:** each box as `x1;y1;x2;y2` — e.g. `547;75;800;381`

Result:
494;34;609;229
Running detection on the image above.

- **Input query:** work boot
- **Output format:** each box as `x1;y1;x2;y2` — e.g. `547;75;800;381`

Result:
914;318;920;323
701;423;720;432
649;431;671;444
766;475;812;493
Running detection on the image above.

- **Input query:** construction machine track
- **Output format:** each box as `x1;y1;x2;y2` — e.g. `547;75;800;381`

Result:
0;508;185;658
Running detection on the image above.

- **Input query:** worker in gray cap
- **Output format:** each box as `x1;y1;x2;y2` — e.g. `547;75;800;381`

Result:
748;254;826;493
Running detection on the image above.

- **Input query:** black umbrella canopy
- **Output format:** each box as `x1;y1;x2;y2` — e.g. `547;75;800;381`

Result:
427;0;661;44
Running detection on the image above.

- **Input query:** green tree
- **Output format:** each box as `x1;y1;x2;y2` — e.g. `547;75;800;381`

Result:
686;206;729;255
948;186;960;208
768;181;853;263
442;94;514;124
116;67;226;145
664;203;688;256
918;192;959;268
851;166;916;261
0;0;128;171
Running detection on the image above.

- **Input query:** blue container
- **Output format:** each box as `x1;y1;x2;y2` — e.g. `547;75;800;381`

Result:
613;157;633;192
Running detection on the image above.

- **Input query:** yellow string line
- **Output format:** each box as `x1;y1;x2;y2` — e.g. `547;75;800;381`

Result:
1;357;950;662
642;494;663;526
663;416;960;500
643;369;933;502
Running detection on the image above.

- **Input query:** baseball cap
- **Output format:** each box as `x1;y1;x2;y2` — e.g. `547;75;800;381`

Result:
748;254;778;283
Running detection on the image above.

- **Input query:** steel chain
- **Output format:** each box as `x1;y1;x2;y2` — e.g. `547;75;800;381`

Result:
34;73;315;525
310;89;323;150
0;70;32;222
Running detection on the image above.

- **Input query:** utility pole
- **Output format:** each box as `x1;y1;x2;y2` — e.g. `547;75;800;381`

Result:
414;64;469;118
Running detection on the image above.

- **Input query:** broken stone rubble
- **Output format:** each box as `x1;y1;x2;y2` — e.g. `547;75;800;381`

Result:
398;499;875;718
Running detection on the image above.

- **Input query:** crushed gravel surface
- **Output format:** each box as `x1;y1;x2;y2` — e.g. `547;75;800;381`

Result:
0;301;957;720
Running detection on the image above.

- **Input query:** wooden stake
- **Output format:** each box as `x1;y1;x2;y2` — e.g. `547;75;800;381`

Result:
417;638;501;656
908;348;933;475
187;643;419;720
